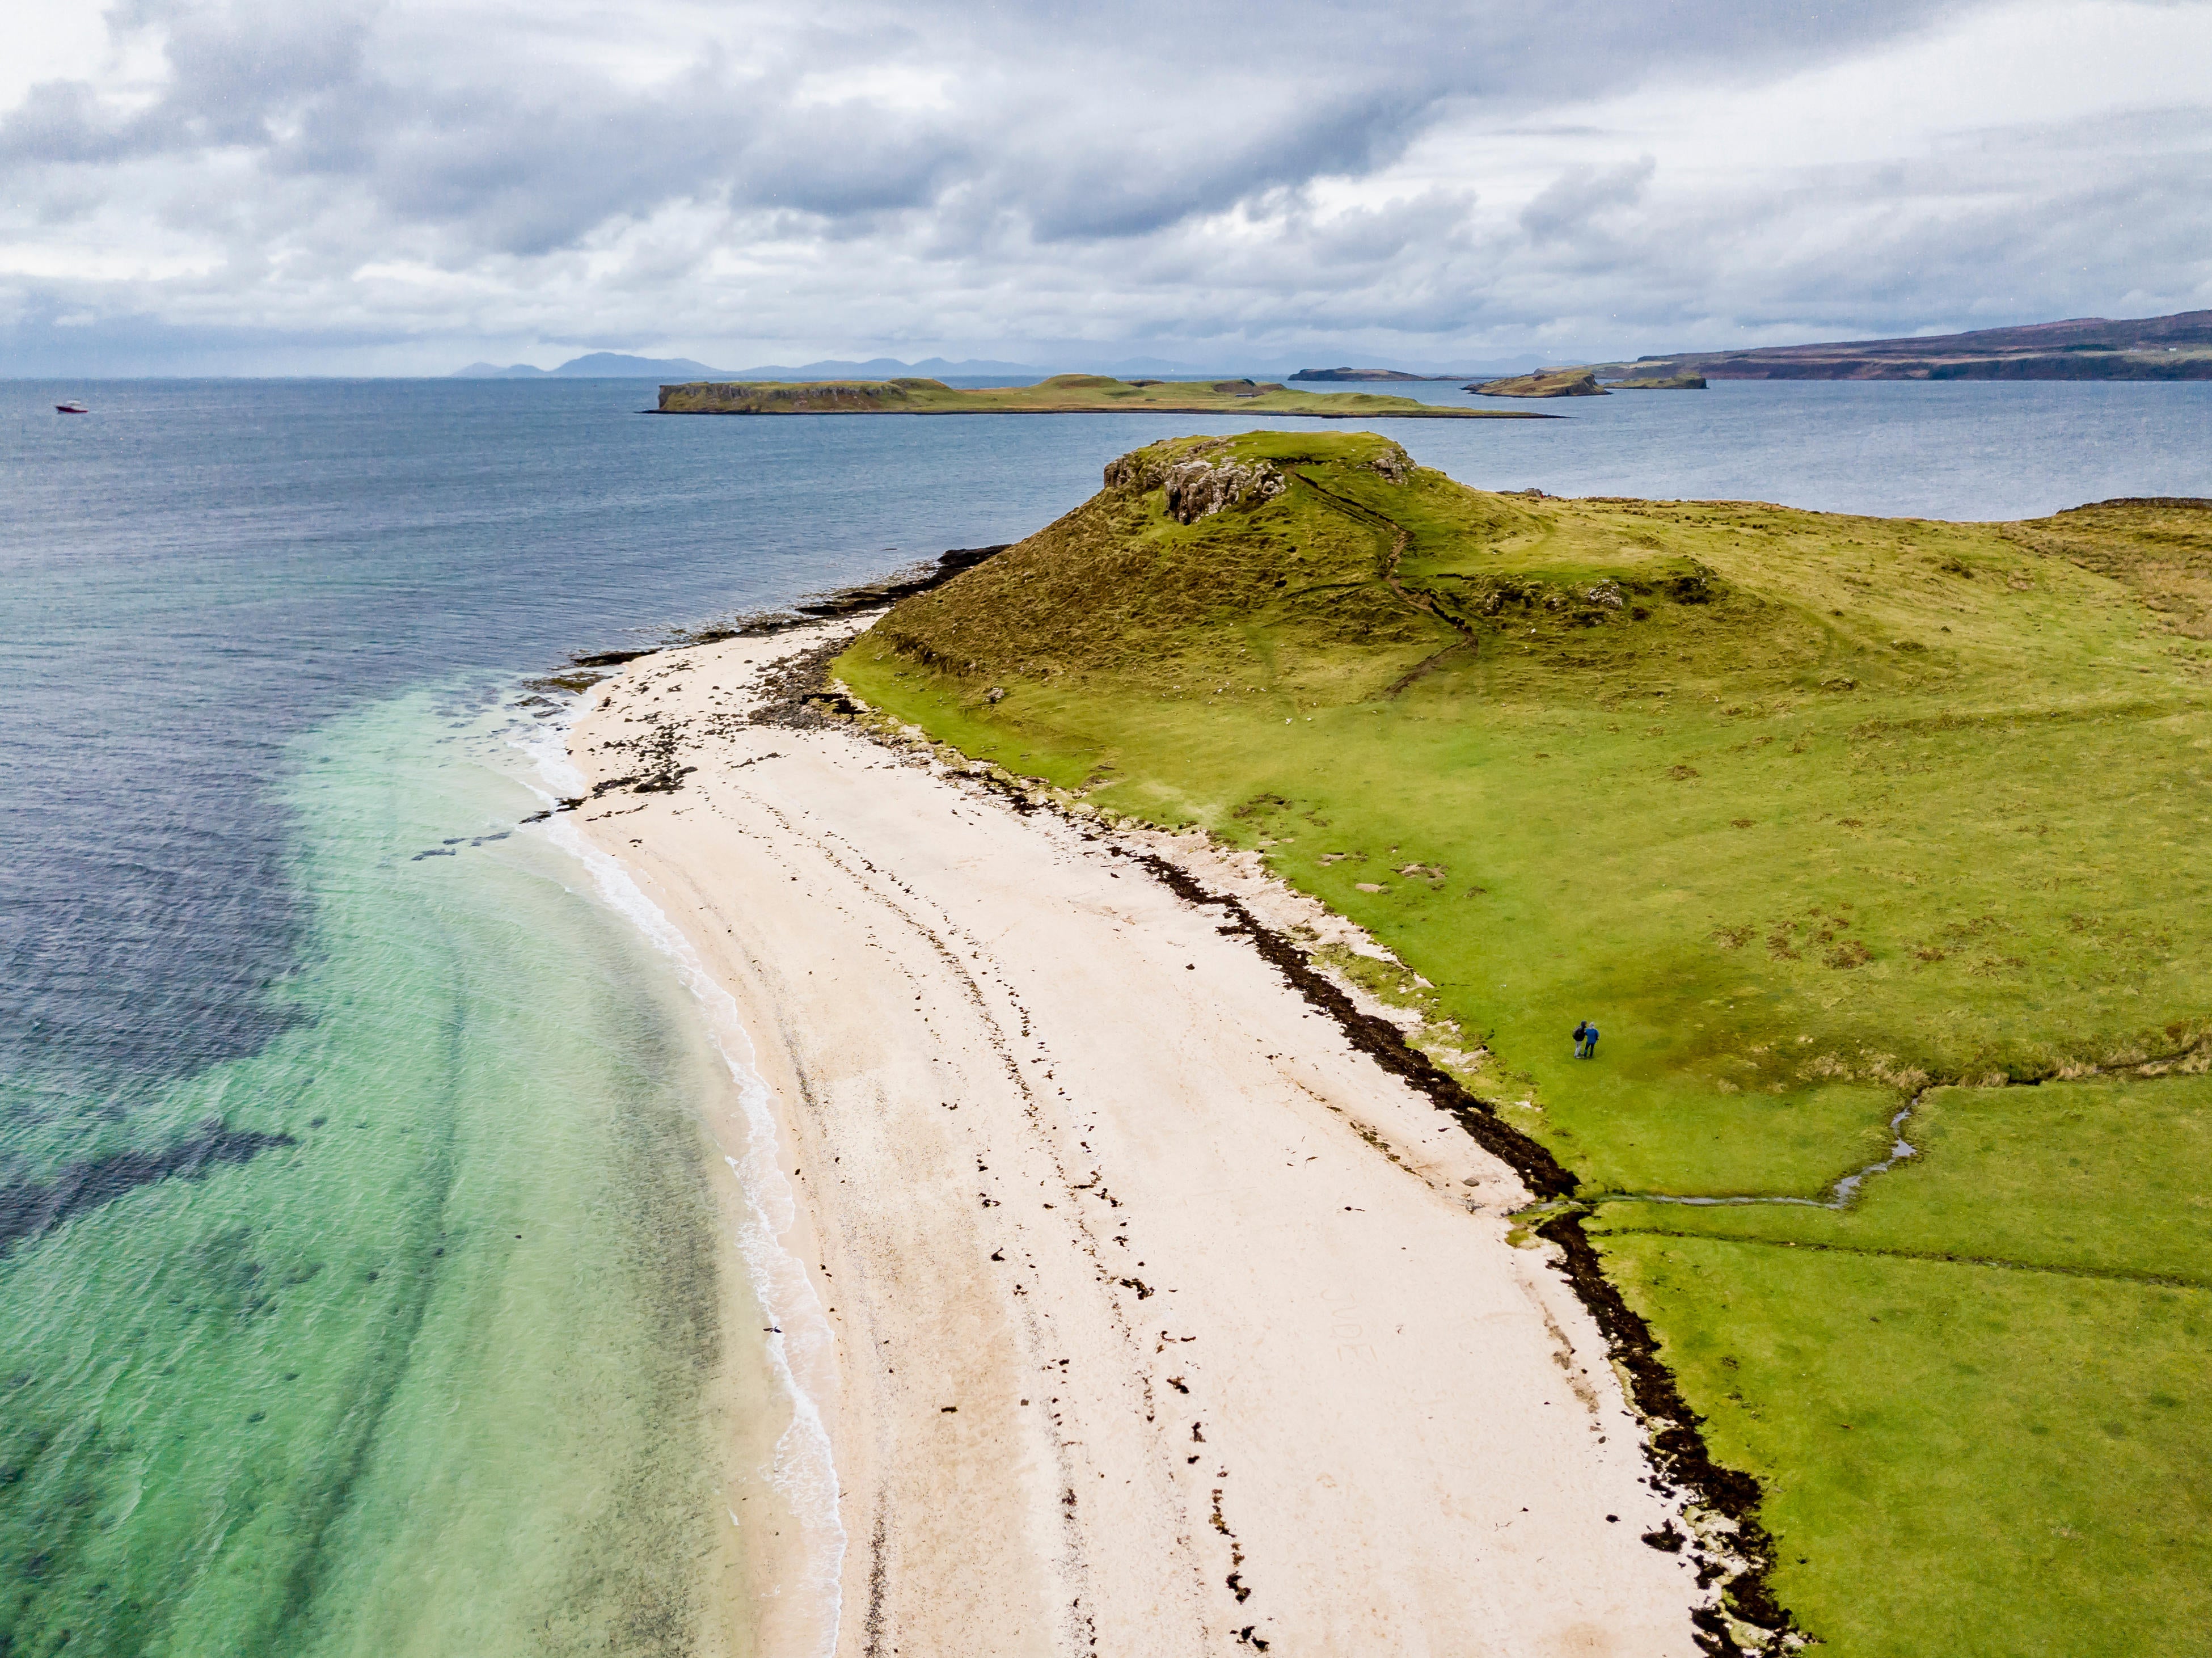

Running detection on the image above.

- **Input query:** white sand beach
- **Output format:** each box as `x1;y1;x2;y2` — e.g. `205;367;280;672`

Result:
565;623;1707;1658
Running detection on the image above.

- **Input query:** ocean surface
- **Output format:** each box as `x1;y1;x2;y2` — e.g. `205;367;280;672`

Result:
2;374;2206;1656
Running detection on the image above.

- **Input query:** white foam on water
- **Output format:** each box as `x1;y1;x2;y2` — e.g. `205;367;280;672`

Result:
509;711;847;1657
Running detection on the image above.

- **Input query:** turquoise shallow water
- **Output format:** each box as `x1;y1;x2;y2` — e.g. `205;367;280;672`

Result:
2;374;2205;1655
3;691;784;1655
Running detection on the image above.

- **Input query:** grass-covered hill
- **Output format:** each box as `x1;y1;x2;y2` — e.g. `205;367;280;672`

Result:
1470;368;1610;396
655;373;1544;419
839;430;2212;1656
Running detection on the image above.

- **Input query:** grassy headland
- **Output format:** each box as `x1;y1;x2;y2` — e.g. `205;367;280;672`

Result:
1471;368;1609;397
834;430;2212;1654
655;373;1547;418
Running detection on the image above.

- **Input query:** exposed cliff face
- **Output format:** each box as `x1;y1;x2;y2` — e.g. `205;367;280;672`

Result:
1163;459;1285;522
658;378;948;412
1101;434;1411;522
1104;438;1290;522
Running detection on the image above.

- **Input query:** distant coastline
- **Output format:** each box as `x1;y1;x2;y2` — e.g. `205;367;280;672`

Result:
1590;306;2212;382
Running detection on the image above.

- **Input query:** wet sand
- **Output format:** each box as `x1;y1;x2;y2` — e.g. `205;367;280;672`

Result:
566;622;1707;1658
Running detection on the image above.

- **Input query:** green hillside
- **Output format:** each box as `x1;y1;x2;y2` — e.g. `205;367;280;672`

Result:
836;431;2212;1654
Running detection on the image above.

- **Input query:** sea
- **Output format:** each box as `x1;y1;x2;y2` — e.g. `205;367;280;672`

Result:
3;375;2207;1657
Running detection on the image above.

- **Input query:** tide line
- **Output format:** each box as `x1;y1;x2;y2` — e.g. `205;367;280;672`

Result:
511;712;847;1656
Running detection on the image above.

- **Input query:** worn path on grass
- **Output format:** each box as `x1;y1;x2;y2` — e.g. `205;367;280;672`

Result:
567;622;1710;1658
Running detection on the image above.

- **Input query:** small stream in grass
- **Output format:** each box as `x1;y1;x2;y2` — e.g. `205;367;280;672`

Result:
1589;1096;1924;1212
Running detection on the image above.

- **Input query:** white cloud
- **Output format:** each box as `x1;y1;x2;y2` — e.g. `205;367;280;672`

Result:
0;0;2206;373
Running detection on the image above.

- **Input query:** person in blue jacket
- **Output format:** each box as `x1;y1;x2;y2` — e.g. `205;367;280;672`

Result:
1580;1021;1600;1059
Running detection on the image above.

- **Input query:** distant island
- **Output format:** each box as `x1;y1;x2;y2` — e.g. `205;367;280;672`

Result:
653;374;1552;419
1290;367;1456;382
1467;368;1610;398
1593;307;2212;381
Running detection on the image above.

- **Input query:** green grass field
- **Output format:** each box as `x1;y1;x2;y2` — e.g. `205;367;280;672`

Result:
834;431;2212;1652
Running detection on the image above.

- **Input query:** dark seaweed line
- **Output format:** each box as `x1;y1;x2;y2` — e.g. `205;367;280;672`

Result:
561;545;1013;672
1597;1226;2212;1291
1115;850;1795;1656
0;1121;297;1255
789;610;1796;1652
1125;467;1779;1644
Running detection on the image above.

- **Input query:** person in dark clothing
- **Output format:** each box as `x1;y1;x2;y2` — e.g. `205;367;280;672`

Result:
1572;1020;1589;1057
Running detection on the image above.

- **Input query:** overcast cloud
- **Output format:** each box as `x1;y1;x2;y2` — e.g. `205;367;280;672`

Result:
3;0;2209;373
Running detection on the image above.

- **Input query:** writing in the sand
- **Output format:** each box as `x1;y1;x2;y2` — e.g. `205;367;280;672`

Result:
1324;1285;1377;1362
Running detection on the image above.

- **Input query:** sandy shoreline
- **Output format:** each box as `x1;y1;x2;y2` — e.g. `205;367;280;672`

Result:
564;622;1708;1657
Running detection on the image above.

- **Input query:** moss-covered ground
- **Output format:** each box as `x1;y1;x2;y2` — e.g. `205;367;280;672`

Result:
834;431;2212;1652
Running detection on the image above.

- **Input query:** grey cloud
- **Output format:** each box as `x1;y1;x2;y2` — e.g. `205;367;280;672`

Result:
5;0;2205;373
1519;157;1656;243
1002;89;1436;243
0;2;369;164
732;111;971;218
3;0;1978;259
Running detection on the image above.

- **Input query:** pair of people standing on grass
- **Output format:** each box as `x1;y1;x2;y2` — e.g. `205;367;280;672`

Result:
1572;1019;1600;1059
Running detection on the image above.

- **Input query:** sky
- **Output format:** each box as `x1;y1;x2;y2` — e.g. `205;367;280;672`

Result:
3;0;2209;376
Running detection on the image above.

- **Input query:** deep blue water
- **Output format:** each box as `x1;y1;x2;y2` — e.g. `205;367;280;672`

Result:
1;373;2206;1652
1353;375;2212;518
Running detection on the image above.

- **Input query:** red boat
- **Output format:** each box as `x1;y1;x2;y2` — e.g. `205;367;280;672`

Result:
56;402;88;414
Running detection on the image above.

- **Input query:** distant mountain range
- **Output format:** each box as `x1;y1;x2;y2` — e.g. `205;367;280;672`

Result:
451;353;724;378
445;313;2212;388
1589;309;2212;381
453;352;1055;380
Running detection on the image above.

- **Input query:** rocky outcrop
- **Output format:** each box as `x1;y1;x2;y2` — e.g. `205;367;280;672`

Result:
1104;440;1289;522
1162;458;1287;522
1102;440;1198;493
1104;436;1412;517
